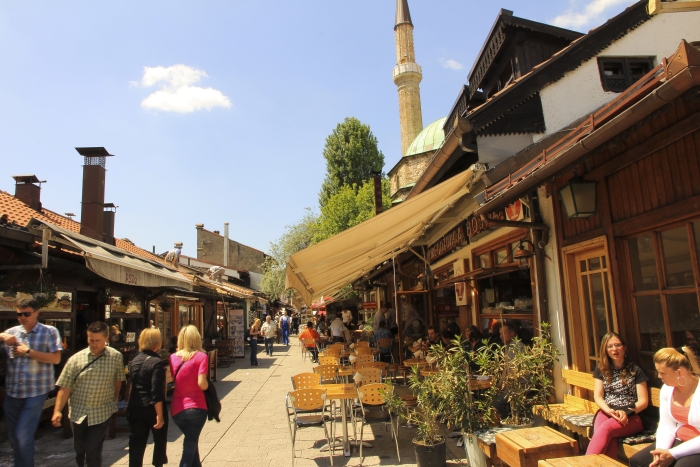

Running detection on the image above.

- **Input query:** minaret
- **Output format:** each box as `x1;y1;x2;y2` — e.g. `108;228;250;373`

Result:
393;0;423;157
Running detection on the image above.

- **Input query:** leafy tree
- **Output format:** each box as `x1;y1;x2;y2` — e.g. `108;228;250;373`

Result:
319;117;385;207
260;209;318;301
313;178;391;243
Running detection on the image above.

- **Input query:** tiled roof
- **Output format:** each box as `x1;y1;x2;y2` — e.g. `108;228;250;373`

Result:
0;190;166;265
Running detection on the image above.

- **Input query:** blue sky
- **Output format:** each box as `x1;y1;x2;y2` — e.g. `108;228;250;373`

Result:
0;0;634;257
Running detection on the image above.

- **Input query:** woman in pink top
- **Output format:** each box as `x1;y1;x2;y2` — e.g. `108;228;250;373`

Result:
170;325;209;467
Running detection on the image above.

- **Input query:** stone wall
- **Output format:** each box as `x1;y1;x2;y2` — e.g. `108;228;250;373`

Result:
389;151;433;199
196;226;266;274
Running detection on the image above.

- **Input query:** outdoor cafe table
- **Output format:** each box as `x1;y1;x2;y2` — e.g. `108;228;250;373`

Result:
538;455;625;467
403;358;430;368
420;367;440;377
495;426;578;467
321;383;358;457
337;365;354;382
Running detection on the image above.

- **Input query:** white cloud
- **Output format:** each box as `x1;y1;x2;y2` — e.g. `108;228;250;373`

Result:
440;58;463;70
136;64;231;113
551;0;632;29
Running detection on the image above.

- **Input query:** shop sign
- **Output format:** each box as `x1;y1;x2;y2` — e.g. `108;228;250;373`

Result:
428;221;468;263
361;301;378;310
467;211;506;241
506;199;530;222
455;282;469;306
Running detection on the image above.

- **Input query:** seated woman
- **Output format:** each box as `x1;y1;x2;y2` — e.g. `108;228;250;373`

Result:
587;332;648;459
630;347;700;467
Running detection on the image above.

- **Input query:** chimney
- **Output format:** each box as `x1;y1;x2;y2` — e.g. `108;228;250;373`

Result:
12;175;45;211
103;203;118;245
76;147;114;241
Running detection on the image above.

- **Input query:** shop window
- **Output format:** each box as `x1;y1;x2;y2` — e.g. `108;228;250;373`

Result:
598;57;655;93
495;248;509;265
628;234;658;291
477;253;491;269
661;227;694;288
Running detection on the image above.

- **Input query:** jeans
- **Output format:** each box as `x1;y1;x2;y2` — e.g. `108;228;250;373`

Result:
281;324;290;345
306;347;319;362
172;408;207;467
250;339;259;365
264;337;274;355
128;406;168;467
630;440;700;467
72;417;111;467
3;392;48;467
586;410;643;458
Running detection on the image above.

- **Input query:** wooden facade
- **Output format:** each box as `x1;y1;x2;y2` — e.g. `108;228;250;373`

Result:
552;87;700;382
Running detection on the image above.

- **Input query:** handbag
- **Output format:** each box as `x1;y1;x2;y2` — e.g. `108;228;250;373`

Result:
173;354;221;422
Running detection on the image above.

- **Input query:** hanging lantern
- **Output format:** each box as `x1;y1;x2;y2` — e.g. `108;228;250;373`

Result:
513;239;534;271
558;178;597;219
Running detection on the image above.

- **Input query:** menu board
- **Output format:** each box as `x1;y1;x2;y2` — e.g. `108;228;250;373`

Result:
1;290;73;312
227;308;245;358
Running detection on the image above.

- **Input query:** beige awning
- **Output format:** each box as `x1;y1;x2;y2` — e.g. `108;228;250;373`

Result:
32;220;192;289
286;169;481;306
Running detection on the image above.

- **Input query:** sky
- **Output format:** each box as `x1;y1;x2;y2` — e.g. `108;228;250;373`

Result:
0;0;635;258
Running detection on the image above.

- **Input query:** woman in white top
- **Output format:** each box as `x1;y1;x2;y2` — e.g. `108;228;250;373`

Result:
629;347;700;467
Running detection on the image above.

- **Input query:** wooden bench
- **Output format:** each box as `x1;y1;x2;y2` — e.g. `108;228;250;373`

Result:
533;369;598;438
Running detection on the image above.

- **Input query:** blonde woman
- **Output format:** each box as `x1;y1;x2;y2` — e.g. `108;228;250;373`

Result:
128;328;167;467
169;326;208;467
249;318;261;366
630;347;700;467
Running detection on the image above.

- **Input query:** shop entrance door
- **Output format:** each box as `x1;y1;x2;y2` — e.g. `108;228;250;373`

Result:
563;240;617;374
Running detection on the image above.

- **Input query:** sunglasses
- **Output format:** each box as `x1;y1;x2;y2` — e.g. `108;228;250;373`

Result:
17;311;35;318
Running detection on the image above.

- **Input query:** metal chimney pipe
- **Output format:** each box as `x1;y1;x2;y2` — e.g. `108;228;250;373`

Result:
223;222;229;266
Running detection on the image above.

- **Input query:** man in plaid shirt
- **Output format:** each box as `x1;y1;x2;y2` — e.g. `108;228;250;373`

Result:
52;321;125;467
0;297;62;467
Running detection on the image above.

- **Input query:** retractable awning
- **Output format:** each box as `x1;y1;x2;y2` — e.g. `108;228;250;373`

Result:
286;169;482;306
31;220;192;289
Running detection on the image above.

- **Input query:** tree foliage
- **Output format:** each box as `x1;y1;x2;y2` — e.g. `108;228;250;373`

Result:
259;209;318;301
319;117;385;208
313;178;391;243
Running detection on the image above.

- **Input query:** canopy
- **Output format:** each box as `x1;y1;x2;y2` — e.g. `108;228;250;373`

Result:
32;220;193;289
286;169;480;306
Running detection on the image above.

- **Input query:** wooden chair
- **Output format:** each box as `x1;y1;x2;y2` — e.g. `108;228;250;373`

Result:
287;389;335;466
301;338;317;362
354;368;382;386
313;364;339;384
377;337;395;363
207;349;218;382
216;341;231;367
351;354;374;368
292;372;321;390
352;383;400;465
318;355;340;366
355;341;370;348
355;346;373;355
359;361;388;378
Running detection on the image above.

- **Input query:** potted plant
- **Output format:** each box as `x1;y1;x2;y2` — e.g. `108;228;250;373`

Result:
384;367;446;467
428;338;498;467
478;322;560;427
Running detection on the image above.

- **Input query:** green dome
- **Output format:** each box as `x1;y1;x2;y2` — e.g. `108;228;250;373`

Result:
404;117;447;157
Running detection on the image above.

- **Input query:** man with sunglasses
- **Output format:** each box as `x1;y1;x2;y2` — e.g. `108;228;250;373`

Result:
0;297;62;467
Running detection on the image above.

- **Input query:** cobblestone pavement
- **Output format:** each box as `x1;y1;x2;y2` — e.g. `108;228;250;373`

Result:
0;339;470;466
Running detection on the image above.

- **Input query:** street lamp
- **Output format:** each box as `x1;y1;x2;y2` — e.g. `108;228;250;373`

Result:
558;178;597;219
513;239;535;270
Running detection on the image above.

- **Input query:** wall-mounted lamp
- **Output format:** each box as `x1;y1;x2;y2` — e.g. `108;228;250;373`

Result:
558;177;597;219
513;239;535;270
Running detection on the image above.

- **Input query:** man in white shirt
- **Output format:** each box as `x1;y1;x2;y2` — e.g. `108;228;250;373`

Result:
261;316;277;356
329;312;346;343
373;302;396;333
341;309;353;330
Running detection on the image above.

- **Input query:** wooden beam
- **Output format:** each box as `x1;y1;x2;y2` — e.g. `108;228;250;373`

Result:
585;110;700;181
612;192;700;237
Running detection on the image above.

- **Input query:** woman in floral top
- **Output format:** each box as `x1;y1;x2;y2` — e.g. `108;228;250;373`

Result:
586;332;649;458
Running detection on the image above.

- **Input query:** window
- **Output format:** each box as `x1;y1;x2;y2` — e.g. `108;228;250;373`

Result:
627;221;700;383
598;57;655;92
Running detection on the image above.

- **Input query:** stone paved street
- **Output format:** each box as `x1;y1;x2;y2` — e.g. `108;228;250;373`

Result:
0;339;469;466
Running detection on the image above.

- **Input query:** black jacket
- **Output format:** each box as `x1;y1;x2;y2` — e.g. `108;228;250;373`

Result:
128;350;165;408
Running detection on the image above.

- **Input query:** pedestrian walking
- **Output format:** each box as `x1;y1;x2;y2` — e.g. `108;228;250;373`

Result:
280;309;291;345
169;325;209;467
249;318;261;366
52;321;126;467
261;315;276;356
127;328;168;467
0;298;62;467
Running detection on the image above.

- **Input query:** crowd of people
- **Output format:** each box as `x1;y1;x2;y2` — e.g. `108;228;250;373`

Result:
0;298;214;467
